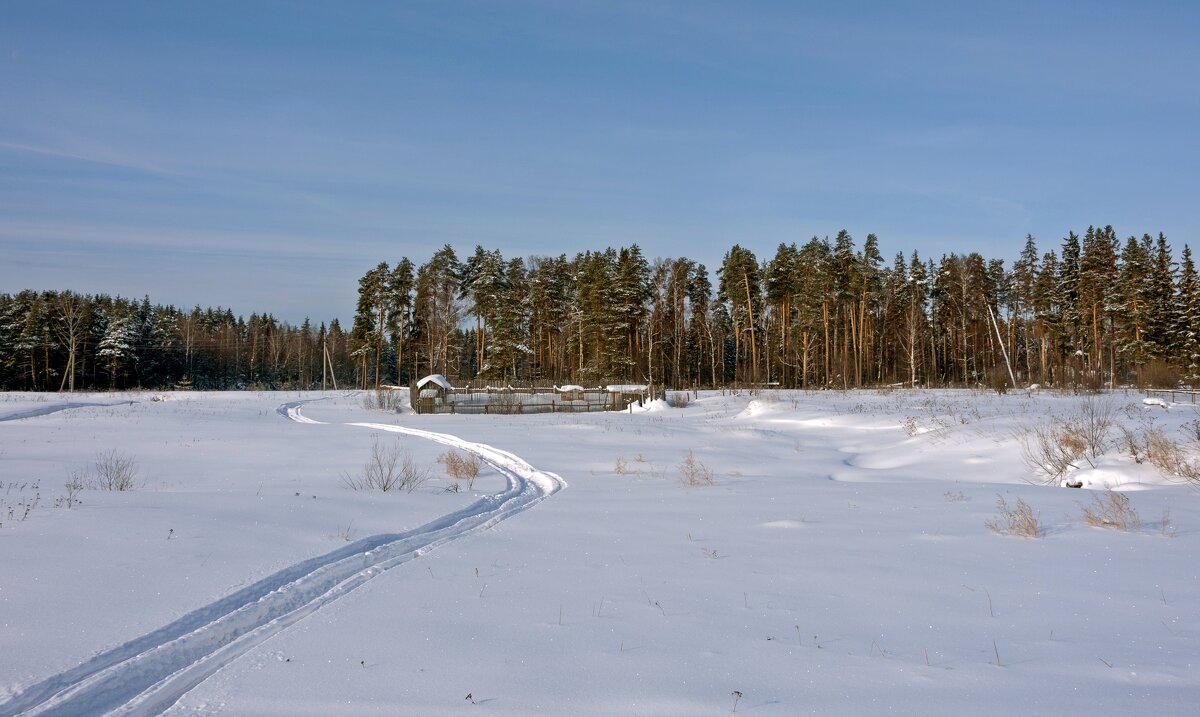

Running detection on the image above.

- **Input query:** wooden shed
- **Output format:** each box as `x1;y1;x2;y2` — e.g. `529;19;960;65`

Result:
415;374;453;414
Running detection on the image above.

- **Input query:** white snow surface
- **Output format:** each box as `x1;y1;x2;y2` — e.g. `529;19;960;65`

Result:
1;389;1198;716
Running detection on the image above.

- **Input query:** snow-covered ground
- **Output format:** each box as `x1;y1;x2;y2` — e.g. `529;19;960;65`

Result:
1;389;1197;716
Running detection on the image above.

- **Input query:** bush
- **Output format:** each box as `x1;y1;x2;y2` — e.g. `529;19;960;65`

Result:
1076;396;1114;461
1020;420;1088;483
438;449;482;489
342;437;429;493
985;495;1042;538
679;450;714;487
668;392;690;408
988;366;1010;395
1080;490;1141;531
362;388;403;412
94;449;138;491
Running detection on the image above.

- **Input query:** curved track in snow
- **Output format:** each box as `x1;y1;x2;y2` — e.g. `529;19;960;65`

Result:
0;403;564;717
0;402;132;423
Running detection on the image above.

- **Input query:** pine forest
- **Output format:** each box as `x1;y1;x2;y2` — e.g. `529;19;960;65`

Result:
3;227;1198;392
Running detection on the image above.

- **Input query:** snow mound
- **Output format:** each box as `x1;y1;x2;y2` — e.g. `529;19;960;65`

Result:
634;399;671;412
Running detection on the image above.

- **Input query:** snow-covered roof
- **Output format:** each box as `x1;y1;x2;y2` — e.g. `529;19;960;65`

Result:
606;384;648;394
556;385;586;393
416;374;453;391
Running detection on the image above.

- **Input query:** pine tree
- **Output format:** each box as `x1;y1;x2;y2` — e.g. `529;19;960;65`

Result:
1057;232;1082;360
717;245;763;383
687;263;715;387
1009;235;1040;380
350;262;390;388
97;308;137;389
1115;236;1151;366
1175;245;1200;380
387;259;415;385
765;243;799;386
794;237;833;387
527;254;573;381
1145;233;1177;359
1032;251;1060;383
413;246;461;377
614;245;652;379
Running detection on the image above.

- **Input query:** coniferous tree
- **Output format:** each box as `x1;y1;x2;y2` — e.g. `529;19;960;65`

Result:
717;244;763;383
1176;245;1200;379
1115;236;1152;366
413;246;461;378
1009;235;1040;380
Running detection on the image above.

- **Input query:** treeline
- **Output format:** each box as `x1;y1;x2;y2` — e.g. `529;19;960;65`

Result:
0;292;353;390
5;226;1196;392
352;227;1199;390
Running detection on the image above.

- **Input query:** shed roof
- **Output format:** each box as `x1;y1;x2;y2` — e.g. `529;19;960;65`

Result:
606;384;648;394
416;374;453;391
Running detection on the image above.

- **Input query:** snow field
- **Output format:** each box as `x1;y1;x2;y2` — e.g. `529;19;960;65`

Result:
2;389;1198;715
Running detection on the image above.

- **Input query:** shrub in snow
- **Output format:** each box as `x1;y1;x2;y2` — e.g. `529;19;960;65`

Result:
93;449;138;491
678;450;713;487
438;449;481;489
1020;399;1113;483
60;472;85;508
342;437;429;493
1020;420;1088;483
363;388;404;412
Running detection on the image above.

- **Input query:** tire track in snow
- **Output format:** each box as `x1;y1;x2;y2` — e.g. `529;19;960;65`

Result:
275;398;328;424
0;403;564;717
0;402;132;423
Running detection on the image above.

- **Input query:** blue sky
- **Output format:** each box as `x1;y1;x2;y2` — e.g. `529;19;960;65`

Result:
2;1;1197;323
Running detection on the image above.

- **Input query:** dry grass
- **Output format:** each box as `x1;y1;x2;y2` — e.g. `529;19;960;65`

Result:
1144;428;1200;481
985;495;1043;538
678;450;714;487
1118;425;1147;464
1080;490;1141;531
438;449;482;489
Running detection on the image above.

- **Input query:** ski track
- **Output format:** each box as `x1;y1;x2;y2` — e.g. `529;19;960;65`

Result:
1;403;564;717
0;402;132;423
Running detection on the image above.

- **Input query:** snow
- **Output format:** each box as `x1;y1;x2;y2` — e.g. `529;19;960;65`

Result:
1144;397;1169;410
1;389;1198;716
605;384;648;393
554;385;586;393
